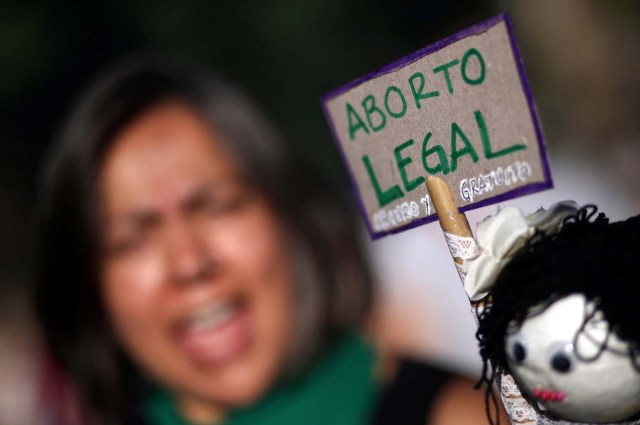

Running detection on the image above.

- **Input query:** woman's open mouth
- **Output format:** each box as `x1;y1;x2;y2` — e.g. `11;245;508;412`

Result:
532;386;565;402
174;295;252;366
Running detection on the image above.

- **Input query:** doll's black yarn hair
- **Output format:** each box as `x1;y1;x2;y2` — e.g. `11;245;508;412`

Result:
474;205;640;425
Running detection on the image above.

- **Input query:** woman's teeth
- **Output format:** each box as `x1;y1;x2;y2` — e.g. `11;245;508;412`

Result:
188;302;235;331
175;297;251;365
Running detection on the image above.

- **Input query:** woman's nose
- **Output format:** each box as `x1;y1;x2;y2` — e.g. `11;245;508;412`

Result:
165;220;218;284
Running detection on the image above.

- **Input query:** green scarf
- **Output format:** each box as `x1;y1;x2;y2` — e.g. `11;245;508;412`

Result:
146;335;379;425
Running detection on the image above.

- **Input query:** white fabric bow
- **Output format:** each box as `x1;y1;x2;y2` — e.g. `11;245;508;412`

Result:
463;201;580;301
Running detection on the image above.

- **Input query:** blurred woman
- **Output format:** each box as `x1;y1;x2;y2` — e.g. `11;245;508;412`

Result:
36;57;490;425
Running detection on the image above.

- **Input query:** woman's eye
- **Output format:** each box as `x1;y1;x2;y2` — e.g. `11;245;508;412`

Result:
208;198;242;214
105;235;145;257
203;193;251;216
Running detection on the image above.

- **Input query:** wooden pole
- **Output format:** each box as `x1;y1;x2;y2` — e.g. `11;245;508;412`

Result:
425;175;537;424
425;175;477;284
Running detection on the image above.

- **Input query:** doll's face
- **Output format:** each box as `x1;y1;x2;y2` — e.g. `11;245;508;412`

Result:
505;294;640;423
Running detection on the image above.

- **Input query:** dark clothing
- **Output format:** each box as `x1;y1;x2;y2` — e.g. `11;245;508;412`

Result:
372;358;450;425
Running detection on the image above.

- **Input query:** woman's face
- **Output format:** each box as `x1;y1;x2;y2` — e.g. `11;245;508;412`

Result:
99;102;295;417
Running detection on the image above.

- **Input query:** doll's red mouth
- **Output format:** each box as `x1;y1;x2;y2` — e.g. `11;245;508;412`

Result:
532;386;565;402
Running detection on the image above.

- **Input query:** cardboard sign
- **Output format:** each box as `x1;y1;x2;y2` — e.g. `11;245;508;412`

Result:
321;14;552;239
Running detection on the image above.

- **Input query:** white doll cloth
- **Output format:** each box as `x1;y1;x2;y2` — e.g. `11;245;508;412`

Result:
463;201;580;301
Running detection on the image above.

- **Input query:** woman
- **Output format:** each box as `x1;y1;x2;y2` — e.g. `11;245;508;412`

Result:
36;56;490;425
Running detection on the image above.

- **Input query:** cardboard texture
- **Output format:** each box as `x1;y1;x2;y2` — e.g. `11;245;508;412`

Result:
322;14;552;239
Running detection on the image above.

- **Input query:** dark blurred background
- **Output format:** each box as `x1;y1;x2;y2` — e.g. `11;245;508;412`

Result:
2;1;639;423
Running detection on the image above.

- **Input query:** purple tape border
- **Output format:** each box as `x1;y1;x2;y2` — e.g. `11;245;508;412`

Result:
320;12;553;240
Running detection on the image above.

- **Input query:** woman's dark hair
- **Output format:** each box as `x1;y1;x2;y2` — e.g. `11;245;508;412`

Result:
475;206;640;424
35;55;373;425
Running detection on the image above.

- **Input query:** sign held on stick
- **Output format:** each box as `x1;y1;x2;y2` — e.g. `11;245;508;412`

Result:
321;13;552;239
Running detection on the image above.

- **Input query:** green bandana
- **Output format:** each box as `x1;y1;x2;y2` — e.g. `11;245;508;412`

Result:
146;335;379;425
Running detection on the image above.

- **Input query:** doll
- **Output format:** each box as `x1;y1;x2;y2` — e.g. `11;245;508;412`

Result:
466;202;640;424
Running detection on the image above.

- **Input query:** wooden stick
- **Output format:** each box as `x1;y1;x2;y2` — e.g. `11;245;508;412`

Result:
426;176;477;283
426;175;474;238
426;175;537;424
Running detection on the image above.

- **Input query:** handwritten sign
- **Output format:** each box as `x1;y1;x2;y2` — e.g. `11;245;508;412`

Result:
321;14;552;239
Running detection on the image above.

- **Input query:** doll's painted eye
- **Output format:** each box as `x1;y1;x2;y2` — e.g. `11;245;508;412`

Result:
513;341;526;363
550;353;572;372
506;334;527;365
547;342;575;373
